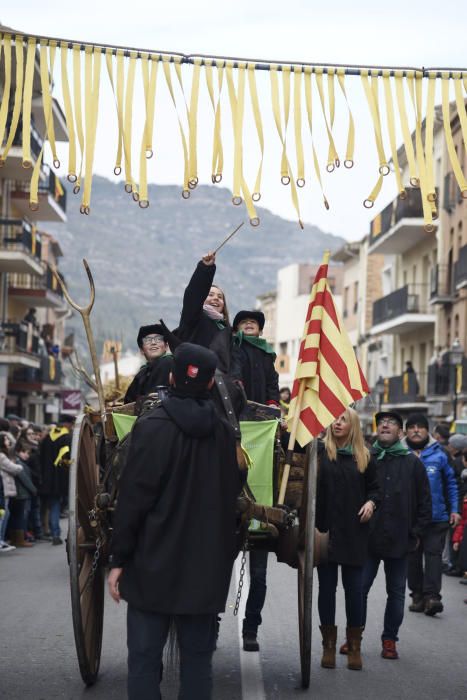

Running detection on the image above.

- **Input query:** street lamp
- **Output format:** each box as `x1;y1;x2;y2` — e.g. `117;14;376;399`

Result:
449;338;464;422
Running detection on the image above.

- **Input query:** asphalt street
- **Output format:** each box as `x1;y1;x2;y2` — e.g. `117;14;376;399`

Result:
1;523;466;700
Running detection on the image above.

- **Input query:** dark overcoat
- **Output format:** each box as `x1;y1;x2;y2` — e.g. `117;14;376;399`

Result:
316;445;381;566
368;450;432;559
39;427;71;498
236;342;279;405
111;391;244;614
124;354;173;404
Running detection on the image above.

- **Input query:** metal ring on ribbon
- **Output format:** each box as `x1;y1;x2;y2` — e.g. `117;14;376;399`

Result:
139;199;150;209
29;201;39;211
335;158;341;168
252;192;261;202
399;189;407;200
181;189;190;199
250;217;260;227
296;178;305;188
232;195;243;206
410;177;420;188
67;173;77;183
427;192;437;203
73;184;81;195
22;160;32;169
132;192;139;202
379;164;390;176
344;159;354;169
80;205;90;215
326;163;334;173
281;175;290;185
145;149;153;159
124;183;133;194
114;166;122;176
363;199;375;209
53;159;61;169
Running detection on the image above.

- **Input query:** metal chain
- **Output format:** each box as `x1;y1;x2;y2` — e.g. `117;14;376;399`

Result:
233;541;248;617
80;537;102;596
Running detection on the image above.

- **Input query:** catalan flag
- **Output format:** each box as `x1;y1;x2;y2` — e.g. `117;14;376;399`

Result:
286;251;369;447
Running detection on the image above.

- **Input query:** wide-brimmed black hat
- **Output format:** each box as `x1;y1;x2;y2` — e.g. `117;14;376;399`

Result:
375;411;404;429
405;413;429;430
232;310;265;331
173;342;217;393
136;324;168;349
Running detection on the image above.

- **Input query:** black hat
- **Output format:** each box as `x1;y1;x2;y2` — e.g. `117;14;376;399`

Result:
173;343;217;393
58;414;76;425
375;411;404;429
137;324;168;349
232;310;265;331
405;413;429;430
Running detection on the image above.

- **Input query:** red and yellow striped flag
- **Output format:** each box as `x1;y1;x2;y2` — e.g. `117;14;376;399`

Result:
286;251;369;447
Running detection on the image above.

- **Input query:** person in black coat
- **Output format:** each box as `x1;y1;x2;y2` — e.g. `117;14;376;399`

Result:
109;343;246;700
316;407;380;671
358;411;432;661
231;310;279;652
39;416;74;545
124;324;173;404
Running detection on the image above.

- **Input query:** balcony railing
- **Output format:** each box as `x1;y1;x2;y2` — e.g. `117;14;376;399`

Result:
0;219;42;262
454;245;467;289
9;118;44;161
373;284;430;326
42;165;67;212
11;356;62;387
370;188;425;244
382;371;427;404
0;321;40;355
429;264;456;301
427;357;467;396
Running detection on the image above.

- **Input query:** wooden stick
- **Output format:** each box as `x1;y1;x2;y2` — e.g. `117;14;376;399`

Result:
213;222;244;254
278;379;305;504
110;345;120;391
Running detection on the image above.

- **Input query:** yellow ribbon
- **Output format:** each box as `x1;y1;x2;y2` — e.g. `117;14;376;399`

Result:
188;58;201;189
303;67;329;209
314;67;339;171
22;37;37;168
394;71;419;187
293;66;305;186
424;72;437;205
337;68;355;168
205;61;224;183
81;46;102;213
138;53;159;207
162;56;190;197
72;44;85;193
248;62;265;200
123;51;137;196
0;34;12;150
406;71;434;229
0;35;24;165
105;49;124;177
61;42;77;181
382;71;405;197
441;73;467;199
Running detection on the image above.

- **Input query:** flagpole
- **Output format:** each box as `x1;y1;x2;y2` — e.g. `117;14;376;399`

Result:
278;379;305;504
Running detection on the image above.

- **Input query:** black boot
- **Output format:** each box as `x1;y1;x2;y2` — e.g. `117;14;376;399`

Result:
409;593;425;612
243;631;259;652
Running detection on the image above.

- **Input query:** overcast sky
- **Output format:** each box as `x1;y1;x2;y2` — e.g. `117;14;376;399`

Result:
3;1;467;240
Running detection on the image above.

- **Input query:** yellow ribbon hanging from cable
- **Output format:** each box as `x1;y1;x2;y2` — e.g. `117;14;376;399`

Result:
382;71;405;197
293;65;305;186
225;62;259;225
30;40;58;210
162;56;190;197
0;35;23;165
314;67;339;171
22;37;37;168
394;70;419;187
138;52;159;207
248;62;265;200
280;65;291;183
204;61;224;182
81;46;102;213
406;71;434;229
336;68;355;168
441;73;467;199
72;44;85;193
424;72;437;205
453;73;467;179
326;68;339;168
61;41;77;181
123;51;137;197
303;66;329;209
105;48;124;178
0;34;12;150
187;58;201;189
360;69;389;208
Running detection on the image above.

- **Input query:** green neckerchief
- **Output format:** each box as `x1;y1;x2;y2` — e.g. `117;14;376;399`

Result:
144;351;171;368
215;320;226;330
373;440;409;461
235;331;276;357
337;445;353;456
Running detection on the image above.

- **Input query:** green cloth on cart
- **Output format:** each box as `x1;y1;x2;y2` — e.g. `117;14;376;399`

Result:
112;413;137;441
240;417;278;501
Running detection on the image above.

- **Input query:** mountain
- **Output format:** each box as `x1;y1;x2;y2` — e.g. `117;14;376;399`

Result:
49;176;344;353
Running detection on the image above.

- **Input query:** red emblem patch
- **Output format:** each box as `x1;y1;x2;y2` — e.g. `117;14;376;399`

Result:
187;364;199;378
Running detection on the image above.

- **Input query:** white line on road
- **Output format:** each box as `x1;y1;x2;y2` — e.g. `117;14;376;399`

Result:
234;554;267;700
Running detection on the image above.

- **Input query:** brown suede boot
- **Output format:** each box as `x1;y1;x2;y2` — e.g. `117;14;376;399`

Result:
346;627;363;670
9;530;33;548
319;625;337;668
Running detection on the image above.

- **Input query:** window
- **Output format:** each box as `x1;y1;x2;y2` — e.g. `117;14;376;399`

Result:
353;281;359;313
343;286;349;318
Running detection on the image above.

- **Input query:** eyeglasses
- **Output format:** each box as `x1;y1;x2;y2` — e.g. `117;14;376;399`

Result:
142;334;165;346
376;418;400;427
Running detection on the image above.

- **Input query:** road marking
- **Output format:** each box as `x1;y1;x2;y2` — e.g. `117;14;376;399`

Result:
234;555;267;700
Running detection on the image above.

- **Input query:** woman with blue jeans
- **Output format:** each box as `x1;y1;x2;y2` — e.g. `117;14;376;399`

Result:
0;432;24;551
316;408;380;671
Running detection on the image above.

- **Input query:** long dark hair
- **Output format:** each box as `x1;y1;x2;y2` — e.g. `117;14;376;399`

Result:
0;432;13;455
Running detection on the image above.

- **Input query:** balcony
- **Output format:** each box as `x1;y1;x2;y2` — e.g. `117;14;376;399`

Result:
368;188;437;255
0;219;44;276
10;356;63;393
427;357;467;399
454;245;467;290
381;371;428;409
0;322;41;369
371;284;435;335
0;120;43;180
11;165;67;222
9;265;66;309
429;264;456;305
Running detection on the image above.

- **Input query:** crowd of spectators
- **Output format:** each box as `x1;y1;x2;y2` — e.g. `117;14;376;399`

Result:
0;413;73;552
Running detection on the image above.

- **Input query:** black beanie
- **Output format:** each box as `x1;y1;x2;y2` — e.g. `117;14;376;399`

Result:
173;343;217;393
405;413;429;430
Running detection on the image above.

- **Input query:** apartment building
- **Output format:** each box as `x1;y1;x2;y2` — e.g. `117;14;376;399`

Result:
0;28;70;421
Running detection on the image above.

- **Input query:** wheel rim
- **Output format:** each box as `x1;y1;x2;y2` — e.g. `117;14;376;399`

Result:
68;414;105;686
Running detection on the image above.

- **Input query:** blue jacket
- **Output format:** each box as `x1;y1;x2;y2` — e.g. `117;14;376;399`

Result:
404;438;459;522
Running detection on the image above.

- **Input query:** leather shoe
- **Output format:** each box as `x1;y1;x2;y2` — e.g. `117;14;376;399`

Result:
409;595;425;613
424;598;443;616
381;639;399;659
243;632;259;652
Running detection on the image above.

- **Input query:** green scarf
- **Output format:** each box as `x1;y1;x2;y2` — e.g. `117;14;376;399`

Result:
373;440;409;461
337;445;354;456
235;331;276;357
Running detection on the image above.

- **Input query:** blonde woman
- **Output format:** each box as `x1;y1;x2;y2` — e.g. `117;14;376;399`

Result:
316;408;380;671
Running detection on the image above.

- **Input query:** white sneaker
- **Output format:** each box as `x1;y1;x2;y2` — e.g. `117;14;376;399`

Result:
0;542;16;552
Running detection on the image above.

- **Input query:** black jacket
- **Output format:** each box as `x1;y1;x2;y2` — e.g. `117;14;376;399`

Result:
14;458;37;499
39;427;71;498
124;354;173;404
236;342;279;405
368;450;432;558
111;391;244;614
177;261;238;375
316;445;381;566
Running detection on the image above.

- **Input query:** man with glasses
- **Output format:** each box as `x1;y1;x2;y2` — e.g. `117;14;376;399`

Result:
124;324;173;404
358;411;431;660
403;413;460;616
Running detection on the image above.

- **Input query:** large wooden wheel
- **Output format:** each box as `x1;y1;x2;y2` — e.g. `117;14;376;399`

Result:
68;413;105;686
297;440;318;690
